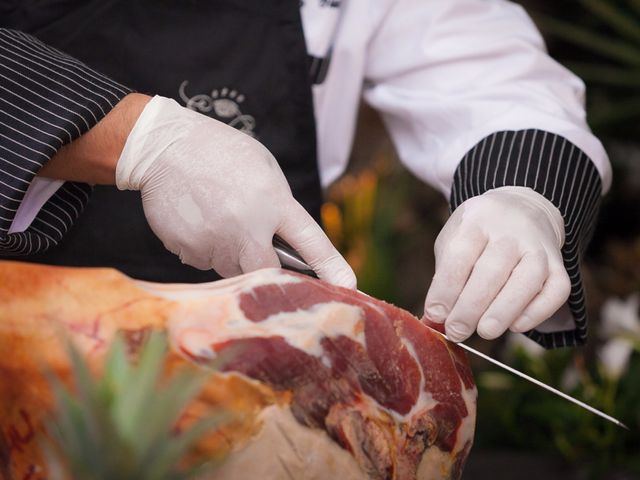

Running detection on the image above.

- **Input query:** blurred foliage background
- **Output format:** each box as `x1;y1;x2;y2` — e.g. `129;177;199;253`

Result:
322;1;640;478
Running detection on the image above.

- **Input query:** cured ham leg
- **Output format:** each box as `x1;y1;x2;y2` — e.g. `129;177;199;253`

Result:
0;261;476;480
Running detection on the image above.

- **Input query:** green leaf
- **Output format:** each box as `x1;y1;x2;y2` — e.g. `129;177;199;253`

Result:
628;0;640;17
579;0;640;45
566;62;640;88
112;332;167;445
478;371;514;390
537;14;640;67
47;377;91;468
102;334;131;399
132;370;208;461
141;414;227;480
588;96;640;128
45;332;226;480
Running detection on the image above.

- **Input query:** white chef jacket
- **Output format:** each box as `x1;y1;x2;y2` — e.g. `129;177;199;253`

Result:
304;0;610;192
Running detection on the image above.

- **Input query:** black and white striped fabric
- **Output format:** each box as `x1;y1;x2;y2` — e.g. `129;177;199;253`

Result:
450;129;602;348
0;28;130;255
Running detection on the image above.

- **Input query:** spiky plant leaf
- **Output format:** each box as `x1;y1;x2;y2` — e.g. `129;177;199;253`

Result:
564;62;640;88
579;0;640;45
45;332;226;480
531;1;640;137
587;97;640;129
537;15;640;67
111;332;170;445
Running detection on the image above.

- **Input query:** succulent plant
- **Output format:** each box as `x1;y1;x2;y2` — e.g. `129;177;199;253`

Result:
44;332;223;480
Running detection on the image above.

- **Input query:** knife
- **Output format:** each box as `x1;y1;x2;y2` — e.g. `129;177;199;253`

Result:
272;235;629;430
273;235;319;278
435;331;629;430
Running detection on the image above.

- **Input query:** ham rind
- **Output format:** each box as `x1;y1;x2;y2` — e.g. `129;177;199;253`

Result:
0;261;476;480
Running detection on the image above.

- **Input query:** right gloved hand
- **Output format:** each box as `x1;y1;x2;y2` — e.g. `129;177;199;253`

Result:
116;95;356;288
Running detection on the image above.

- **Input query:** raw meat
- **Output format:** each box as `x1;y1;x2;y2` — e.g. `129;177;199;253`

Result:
0;260;476;479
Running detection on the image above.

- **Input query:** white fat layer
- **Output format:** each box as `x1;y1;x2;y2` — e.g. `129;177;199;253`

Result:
415;385;477;479
455;384;478;454
168;291;366;360
416;445;454;480
136;267;300;300
199;405;366;480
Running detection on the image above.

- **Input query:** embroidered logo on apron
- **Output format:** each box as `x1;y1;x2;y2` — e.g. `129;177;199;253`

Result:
178;80;256;136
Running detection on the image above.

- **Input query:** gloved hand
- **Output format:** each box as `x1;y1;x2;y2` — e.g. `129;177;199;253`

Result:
423;186;571;342
116;95;356;288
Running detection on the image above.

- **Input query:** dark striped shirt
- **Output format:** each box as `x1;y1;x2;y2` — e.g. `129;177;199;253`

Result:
0;28;130;255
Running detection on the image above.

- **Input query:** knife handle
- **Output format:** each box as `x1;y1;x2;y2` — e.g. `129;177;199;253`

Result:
272;235;319;278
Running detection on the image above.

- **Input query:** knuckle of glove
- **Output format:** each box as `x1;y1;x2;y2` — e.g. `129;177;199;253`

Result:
467;293;494;314
446;321;473;342
525;253;549;290
490;235;521;256
554;269;572;303
437;236;481;273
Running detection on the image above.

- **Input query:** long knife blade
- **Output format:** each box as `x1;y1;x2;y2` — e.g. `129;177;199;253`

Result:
272;236;629;430
431;329;629;430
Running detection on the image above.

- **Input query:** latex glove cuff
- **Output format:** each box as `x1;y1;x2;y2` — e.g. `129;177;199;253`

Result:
116;95;196;191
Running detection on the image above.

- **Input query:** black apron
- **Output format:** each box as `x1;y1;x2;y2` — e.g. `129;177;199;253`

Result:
3;0;323;282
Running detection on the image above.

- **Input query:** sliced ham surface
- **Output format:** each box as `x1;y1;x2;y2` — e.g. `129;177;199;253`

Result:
0;261;476;479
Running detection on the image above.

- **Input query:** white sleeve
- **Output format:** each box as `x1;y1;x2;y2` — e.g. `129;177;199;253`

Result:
362;0;611;195
8;178;64;234
362;0;612;349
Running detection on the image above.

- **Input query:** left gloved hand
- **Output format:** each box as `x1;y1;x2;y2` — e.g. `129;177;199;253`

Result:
423;186;571;342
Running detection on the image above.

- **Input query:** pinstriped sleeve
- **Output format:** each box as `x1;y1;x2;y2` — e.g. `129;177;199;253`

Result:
450;130;602;349
0;28;132;255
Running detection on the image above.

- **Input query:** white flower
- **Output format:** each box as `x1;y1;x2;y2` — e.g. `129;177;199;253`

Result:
598;294;640;380
599;339;635;380
600;293;640;338
560;364;581;391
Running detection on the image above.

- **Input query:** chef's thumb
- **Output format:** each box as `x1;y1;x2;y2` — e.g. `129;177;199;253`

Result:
279;202;356;289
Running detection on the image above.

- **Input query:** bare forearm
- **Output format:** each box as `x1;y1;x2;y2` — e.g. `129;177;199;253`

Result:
38;93;152;184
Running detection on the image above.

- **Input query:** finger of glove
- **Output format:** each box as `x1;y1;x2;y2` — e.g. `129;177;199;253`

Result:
476;250;548;340
510;265;572;333
424;230;487;324
443;239;521;342
238;238;281;273
279;202;356;289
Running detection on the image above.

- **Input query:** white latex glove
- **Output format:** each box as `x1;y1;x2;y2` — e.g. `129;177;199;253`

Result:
423;186;571;342
116;95;356;288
